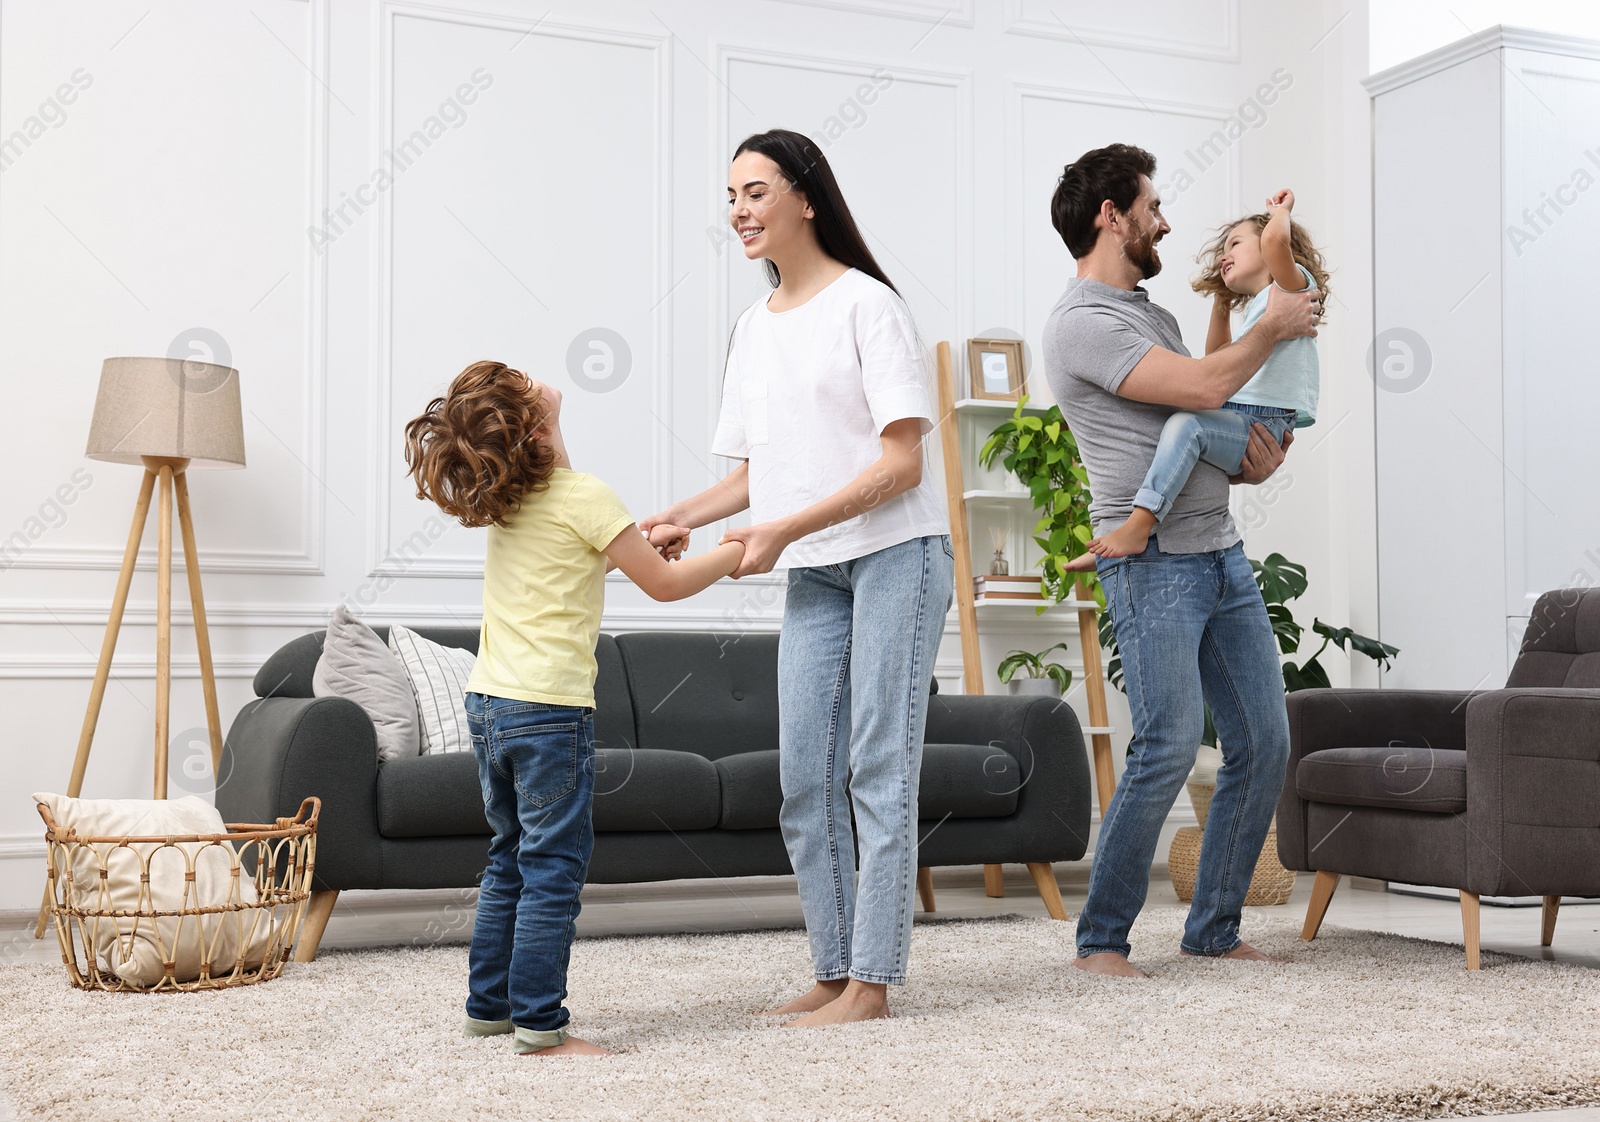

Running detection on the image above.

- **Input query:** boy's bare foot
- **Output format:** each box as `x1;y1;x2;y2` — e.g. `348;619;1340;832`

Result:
761;978;848;1015
520;1035;611;1057
1179;941;1283;962
1072;952;1148;978
1086;509;1157;559
786;980;889;1027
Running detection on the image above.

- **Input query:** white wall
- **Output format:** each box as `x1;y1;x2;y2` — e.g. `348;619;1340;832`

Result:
0;0;1356;908
1371;0;1600;72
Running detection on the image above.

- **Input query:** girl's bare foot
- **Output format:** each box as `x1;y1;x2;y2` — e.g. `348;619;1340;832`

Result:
1063;551;1098;573
762;978;847;1015
520;1035;611;1057
1086;509;1157;559
787;980;889;1027
1180;941;1283;963
1072;952;1148;978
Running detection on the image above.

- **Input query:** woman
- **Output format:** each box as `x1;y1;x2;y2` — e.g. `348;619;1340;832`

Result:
643;129;952;1027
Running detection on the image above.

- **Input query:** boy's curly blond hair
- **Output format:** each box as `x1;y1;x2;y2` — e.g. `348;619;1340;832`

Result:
1191;214;1331;315
403;360;558;528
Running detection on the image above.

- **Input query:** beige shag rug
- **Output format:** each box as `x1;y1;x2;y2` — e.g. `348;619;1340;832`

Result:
4;907;1600;1122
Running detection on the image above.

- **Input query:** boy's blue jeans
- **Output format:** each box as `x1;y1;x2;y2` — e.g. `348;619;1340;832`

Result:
463;692;595;1049
778;534;954;985
1077;540;1290;958
1135;403;1297;519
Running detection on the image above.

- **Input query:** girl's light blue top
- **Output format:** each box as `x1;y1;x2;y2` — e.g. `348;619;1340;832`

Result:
1231;262;1319;427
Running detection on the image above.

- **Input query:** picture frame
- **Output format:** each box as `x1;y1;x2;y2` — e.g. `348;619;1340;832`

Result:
966;337;1026;401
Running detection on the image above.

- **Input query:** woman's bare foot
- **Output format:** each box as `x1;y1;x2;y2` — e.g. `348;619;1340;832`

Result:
761;978;847;1016
520;1036;611;1057
1086;509;1157;559
1179;941;1283;963
787;980;889;1027
1072;952;1148;978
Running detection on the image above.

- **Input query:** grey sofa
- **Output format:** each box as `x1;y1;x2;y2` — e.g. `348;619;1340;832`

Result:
1278;587;1600;968
218;628;1092;959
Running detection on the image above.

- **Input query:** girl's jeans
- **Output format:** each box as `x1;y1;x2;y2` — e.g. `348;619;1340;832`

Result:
778;534;954;985
1135;402;1298;520
1077;541;1290;958
463;692;596;1048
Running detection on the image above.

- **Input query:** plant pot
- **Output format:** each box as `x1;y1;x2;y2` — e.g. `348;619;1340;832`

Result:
1006;678;1062;698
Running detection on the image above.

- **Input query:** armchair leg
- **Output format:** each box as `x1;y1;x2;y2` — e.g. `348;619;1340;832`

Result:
916;867;935;912
983;863;1006;898
1301;871;1341;941
294;890;339;963
1025;862;1069;921
1542;895;1561;947
1460;891;1480;970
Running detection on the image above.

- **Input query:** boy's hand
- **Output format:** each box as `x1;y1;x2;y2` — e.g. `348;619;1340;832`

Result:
645;522;690;560
1266;188;1295;212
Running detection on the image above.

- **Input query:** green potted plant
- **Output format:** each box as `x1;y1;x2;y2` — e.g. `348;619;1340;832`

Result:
997;644;1074;698
979;397;1098;608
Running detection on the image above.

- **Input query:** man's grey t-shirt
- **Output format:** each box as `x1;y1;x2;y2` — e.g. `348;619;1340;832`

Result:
1042;277;1239;555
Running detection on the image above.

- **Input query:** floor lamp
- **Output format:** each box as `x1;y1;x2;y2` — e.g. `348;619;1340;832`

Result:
34;356;245;938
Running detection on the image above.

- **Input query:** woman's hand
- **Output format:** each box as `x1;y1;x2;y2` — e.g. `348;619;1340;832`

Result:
640;515;690;560
720;520;796;577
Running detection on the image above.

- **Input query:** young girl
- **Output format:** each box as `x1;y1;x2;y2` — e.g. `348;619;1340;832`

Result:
642;129;952;1027
1071;188;1329;565
404;361;740;1057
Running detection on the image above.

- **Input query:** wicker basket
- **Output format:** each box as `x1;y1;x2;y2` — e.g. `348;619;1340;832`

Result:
1167;824;1296;907
38;797;319;992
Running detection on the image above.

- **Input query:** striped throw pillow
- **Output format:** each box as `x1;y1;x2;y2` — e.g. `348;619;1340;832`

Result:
386;626;477;755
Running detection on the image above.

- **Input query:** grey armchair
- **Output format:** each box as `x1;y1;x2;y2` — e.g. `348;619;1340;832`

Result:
1277;587;1600;968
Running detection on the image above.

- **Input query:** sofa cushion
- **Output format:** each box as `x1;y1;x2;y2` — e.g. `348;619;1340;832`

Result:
379;753;487;837
714;744;1021;830
616;632;780;761
716;751;783;830
1296;745;1467;814
593;635;637;758
921;743;1021;819
593;748;720;832
313;607;419;762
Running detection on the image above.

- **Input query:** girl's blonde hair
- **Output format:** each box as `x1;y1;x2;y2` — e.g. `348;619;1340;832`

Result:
403;360;558;528
1191;214;1331;315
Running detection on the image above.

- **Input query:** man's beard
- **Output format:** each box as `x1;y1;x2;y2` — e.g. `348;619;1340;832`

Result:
1124;216;1163;279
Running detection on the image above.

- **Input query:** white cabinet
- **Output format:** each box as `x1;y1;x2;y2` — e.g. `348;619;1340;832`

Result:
1367;27;1600;690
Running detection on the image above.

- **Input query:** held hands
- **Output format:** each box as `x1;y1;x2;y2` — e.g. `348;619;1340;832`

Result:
719;520;794;578
1266;187;1296;212
641;519;691;560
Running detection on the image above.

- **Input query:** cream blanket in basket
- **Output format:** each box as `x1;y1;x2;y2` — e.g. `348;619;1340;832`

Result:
33;793;276;985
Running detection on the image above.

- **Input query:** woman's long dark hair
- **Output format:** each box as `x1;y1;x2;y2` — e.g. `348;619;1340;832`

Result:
733;129;898;295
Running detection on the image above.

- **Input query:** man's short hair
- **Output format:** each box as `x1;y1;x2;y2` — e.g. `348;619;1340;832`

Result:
1050;144;1158;259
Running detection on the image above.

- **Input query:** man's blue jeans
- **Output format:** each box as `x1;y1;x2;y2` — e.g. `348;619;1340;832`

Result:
778;534;954;985
463;692;595;1049
1135;403;1298;519
1077;540;1290;958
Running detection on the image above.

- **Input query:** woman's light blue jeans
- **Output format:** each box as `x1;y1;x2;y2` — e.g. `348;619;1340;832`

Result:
1077;540;1290;958
1135;403;1297;519
778;534;954;985
463;693;596;1051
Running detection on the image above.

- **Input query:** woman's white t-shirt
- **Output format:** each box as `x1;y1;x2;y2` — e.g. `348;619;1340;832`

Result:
711;268;949;569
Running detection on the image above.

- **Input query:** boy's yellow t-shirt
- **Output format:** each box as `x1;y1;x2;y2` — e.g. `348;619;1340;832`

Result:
465;468;636;709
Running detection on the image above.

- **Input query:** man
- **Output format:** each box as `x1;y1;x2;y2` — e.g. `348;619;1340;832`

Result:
1043;144;1320;976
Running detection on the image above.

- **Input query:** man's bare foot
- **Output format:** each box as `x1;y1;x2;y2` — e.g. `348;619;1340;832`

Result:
1086;509;1157;559
520;1036;611;1057
1072;952;1148;978
1179;941;1283;963
787;980;889;1027
761;978;847;1016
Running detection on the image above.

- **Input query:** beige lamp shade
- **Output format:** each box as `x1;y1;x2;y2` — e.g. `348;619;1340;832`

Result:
85;357;245;469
